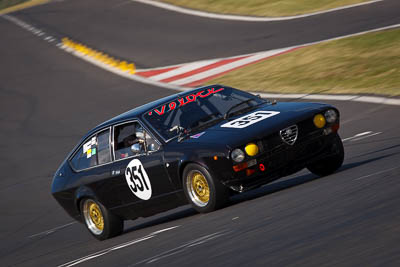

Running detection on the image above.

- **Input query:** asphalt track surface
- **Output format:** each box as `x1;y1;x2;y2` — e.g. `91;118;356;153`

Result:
1;0;400;266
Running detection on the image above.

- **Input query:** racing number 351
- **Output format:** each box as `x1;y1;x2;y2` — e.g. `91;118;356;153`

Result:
221;111;280;129
126;164;149;192
125;159;152;200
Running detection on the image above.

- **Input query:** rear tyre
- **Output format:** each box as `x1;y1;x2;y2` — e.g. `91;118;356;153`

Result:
307;133;344;176
81;198;123;240
183;163;229;213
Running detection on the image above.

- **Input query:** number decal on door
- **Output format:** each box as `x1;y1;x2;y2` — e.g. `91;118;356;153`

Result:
125;159;152;200
221;111;280;128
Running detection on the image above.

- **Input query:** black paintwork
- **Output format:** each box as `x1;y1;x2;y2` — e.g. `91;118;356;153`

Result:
51;85;341;223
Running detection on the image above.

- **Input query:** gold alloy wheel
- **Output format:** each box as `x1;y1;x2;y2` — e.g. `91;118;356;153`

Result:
187;171;210;207
89;202;104;230
83;199;104;235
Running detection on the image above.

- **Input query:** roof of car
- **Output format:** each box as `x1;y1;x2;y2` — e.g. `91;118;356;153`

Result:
88;84;223;135
64;85;227;160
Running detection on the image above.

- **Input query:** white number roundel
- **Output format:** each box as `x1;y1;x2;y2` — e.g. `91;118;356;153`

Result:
125;159;152;200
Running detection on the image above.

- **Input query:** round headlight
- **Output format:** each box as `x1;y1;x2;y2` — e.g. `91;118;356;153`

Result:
231;149;245;163
245;143;259;157
324;109;337;123
313;114;326;128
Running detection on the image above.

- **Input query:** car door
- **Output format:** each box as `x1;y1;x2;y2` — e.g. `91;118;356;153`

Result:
110;120;178;218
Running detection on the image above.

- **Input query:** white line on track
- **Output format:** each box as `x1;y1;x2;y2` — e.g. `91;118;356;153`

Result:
355;166;400;181
131;230;230;266
132;0;383;22
29;222;77;238
342;131;372;141
57;225;180;267
351;132;383;141
342;131;382;142
1;14;62;45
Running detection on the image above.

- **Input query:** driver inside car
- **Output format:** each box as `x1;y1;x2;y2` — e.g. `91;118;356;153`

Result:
115;123;146;160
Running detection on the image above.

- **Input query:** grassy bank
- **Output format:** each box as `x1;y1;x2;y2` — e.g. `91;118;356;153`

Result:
160;0;371;17
0;0;27;10
205;28;400;96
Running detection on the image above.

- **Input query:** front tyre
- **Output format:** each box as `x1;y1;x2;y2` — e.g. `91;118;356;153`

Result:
183;163;228;213
81;198;123;240
307;133;344;176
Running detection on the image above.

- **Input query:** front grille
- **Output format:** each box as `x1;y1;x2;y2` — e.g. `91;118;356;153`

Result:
280;125;298;145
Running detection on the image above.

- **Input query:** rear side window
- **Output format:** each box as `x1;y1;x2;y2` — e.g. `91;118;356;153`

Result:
70;129;111;171
97;130;111;164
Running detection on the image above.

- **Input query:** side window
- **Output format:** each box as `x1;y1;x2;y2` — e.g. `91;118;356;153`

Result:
97;130;111;165
70;136;98;170
114;121;160;160
70;129;111;171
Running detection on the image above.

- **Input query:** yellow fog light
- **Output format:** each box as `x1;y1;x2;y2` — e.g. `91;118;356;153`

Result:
245;143;259;156
313;114;326;128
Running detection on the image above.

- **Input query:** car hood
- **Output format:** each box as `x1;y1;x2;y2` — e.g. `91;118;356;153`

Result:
182;101;331;148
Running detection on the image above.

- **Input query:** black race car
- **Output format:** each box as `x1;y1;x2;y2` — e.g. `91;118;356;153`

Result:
52;85;344;240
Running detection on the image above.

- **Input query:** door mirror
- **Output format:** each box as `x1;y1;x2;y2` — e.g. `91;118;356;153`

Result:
147;143;157;152
130;143;141;153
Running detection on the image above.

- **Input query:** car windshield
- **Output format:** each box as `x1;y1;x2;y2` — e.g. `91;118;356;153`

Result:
142;86;266;141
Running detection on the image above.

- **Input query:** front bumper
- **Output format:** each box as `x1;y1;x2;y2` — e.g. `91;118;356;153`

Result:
225;130;338;191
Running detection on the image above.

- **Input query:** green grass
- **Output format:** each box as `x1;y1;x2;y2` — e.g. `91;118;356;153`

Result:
205;28;400;96
0;0;28;10
160;0;371;17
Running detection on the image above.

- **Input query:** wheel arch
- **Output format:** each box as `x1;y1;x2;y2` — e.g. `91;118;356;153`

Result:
74;186;97;216
178;160;209;186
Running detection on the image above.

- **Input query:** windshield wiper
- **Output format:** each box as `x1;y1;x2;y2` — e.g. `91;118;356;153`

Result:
174;113;223;142
169;125;186;141
189;112;221;128
170;125;197;143
224;99;256;119
169;125;185;134
189;113;223;133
